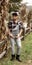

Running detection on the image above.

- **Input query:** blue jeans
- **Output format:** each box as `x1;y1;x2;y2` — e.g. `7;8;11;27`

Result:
10;37;22;55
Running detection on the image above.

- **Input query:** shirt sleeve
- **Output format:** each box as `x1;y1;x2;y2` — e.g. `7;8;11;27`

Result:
8;22;12;28
8;21;12;32
19;21;24;30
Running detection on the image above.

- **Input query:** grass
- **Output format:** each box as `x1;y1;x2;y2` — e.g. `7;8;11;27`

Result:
0;32;32;65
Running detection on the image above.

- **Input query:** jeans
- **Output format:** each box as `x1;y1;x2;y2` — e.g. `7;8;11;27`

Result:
10;37;22;55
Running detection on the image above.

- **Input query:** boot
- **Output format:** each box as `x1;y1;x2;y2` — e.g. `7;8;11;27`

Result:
16;55;22;62
10;55;15;61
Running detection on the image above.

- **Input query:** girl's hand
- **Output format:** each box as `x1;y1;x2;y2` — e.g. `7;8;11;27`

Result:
15;34;20;39
9;34;15;39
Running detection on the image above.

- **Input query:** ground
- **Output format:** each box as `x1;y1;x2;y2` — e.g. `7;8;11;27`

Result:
0;32;32;65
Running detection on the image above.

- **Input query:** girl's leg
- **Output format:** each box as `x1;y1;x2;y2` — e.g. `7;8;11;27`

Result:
10;38;16;60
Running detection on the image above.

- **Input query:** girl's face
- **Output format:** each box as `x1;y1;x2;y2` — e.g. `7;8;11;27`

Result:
13;16;18;21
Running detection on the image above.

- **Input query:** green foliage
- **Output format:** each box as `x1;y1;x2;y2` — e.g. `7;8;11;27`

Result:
9;4;19;13
9;0;22;12
9;0;22;3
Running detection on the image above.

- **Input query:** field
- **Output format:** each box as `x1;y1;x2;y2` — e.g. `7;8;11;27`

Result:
0;32;32;65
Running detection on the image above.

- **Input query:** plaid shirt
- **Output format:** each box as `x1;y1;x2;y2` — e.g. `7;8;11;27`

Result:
8;20;23;36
